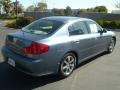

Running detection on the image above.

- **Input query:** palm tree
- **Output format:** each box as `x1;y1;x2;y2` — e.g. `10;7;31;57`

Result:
0;0;3;14
0;0;12;15
0;3;2;14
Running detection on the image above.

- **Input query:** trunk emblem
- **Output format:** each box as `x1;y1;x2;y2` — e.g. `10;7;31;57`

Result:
13;38;17;43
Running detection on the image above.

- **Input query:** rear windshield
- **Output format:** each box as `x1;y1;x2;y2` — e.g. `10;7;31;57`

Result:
22;19;64;35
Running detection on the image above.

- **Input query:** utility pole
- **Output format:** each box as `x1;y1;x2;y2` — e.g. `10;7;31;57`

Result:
16;0;18;17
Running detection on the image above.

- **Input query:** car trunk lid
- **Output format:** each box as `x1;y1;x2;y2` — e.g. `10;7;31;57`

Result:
6;31;48;56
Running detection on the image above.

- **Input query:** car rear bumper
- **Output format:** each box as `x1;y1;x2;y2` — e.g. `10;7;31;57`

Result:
1;46;54;76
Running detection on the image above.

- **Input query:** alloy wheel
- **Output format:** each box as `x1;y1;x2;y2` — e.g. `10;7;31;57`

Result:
60;54;76;77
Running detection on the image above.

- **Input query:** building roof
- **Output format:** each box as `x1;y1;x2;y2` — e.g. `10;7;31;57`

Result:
112;10;120;14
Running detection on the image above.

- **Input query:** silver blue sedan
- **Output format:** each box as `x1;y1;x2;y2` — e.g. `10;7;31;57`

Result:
2;16;116;77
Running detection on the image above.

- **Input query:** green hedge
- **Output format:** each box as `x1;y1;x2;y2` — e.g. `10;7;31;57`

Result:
96;20;120;29
6;16;34;28
6;17;120;29
16;16;34;28
0;14;17;20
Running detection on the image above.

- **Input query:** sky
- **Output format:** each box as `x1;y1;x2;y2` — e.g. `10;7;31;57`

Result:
12;0;117;11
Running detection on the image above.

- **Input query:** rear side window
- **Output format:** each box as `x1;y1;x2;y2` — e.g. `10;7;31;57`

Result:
85;21;102;34
68;21;89;36
22;19;64;35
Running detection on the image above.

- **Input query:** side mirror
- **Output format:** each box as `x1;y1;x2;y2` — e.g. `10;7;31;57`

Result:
102;28;107;33
98;29;107;34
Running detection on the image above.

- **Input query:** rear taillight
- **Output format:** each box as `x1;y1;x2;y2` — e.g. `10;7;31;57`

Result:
22;42;49;55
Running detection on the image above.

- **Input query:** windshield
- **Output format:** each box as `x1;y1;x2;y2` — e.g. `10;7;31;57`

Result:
22;19;64;35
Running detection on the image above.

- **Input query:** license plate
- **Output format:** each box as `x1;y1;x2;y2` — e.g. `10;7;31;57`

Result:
8;58;15;67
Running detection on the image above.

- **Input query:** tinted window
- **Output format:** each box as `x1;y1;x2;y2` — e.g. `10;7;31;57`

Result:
68;21;89;36
86;21;102;34
22;19;64;35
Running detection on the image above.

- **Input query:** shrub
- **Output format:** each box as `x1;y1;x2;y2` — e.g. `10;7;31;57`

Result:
0;14;17;20
6;19;16;28
96;20;120;29
115;21;120;28
6;16;34;28
103;21;111;28
96;20;104;26
109;21;117;29
16;16;34;28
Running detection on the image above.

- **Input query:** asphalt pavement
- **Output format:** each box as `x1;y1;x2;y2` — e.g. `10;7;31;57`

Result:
0;21;120;90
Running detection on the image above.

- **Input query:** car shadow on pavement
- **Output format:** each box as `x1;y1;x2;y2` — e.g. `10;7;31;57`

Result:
0;52;107;90
0;62;63;90
76;52;107;69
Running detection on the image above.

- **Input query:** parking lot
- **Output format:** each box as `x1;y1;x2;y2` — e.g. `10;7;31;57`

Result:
0;21;120;90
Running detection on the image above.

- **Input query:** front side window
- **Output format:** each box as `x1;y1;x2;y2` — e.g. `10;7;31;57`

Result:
86;21;102;34
22;19;64;35
68;21;89;36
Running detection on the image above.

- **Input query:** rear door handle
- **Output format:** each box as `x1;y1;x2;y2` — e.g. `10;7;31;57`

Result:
95;37;98;40
74;40;80;43
100;35;103;38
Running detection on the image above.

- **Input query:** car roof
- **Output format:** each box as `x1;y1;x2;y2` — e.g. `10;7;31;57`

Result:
41;16;92;23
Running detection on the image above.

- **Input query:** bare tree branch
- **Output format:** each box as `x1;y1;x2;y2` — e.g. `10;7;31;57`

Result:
115;0;120;9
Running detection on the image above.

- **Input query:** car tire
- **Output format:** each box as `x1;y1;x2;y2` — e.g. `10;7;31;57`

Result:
107;38;115;53
58;53;77;78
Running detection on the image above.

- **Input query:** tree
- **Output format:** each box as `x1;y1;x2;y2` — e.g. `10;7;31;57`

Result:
64;6;72;16
94;6;108;13
0;0;12;15
115;1;120;9
0;2;2;14
87;8;94;12
52;8;65;15
26;1;47;12
34;2;47;12
18;4;24;13
76;9;86;15
26;5;35;12
79;9;87;13
11;2;24;15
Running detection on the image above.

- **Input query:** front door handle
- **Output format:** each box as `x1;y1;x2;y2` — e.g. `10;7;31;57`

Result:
74;40;80;44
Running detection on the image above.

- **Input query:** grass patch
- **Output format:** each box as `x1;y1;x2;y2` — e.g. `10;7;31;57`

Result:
6;19;16;24
6;19;16;28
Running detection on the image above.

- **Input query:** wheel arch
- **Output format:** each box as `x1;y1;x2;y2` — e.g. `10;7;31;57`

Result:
57;50;79;77
64;50;79;66
112;36;116;45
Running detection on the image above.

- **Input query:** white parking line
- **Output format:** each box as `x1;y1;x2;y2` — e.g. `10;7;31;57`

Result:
70;72;78;90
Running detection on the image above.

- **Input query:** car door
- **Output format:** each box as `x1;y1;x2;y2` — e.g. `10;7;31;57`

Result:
68;21;97;63
85;21;109;54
